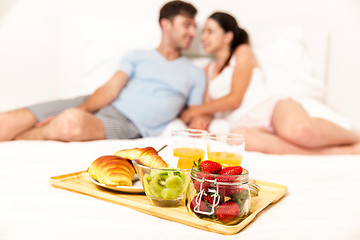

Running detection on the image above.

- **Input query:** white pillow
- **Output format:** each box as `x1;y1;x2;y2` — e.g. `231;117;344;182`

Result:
297;97;352;130
254;26;325;101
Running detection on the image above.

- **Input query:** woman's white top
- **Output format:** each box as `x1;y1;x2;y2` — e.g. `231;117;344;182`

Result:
207;57;271;129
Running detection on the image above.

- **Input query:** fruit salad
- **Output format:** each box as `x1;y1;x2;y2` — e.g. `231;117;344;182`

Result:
186;160;251;225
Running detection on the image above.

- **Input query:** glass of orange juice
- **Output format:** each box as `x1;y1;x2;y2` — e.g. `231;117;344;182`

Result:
171;129;208;169
207;133;245;167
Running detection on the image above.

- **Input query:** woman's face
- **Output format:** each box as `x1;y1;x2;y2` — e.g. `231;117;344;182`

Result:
201;18;227;54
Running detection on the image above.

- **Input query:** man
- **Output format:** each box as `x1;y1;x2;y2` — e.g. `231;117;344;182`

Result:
0;0;205;141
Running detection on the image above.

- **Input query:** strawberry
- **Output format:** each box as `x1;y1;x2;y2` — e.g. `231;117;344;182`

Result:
197;171;215;180
204;194;224;205
231;188;249;202
193;181;209;192
216;175;242;197
216;166;243;184
217;184;241;197
199;160;222;174
219;166;243;175
203;195;215;204
190;195;210;215
216;175;236;183
215;201;240;223
193;171;214;192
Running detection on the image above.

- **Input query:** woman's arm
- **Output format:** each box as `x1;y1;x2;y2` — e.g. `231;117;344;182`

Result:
77;71;129;113
203;64;213;104
181;44;256;124
185;64;214;130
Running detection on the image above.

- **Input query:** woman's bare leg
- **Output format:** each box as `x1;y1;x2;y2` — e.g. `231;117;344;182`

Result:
271;100;360;148
15;108;105;141
0;108;37;141
231;127;360;155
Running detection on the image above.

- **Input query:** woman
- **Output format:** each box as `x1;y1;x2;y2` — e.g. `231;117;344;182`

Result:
181;12;360;154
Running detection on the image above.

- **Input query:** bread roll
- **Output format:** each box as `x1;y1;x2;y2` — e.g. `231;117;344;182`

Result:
114;147;168;168
88;155;135;186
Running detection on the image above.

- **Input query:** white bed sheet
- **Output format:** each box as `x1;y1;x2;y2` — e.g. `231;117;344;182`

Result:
0;138;359;240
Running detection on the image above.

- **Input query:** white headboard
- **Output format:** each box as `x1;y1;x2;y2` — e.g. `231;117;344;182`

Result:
58;17;161;98
59;17;330;101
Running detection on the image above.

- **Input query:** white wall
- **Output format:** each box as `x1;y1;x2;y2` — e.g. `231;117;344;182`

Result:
1;0;360;131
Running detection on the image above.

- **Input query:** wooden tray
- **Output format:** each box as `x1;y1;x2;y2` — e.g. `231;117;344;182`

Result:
50;171;287;235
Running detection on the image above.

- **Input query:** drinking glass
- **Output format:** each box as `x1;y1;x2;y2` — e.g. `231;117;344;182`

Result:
207;133;245;167
171;129;208;169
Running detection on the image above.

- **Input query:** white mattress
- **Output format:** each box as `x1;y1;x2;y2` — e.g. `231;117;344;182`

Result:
1;138;359;240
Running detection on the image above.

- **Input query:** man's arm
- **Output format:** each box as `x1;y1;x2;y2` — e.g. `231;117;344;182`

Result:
78;71;129;113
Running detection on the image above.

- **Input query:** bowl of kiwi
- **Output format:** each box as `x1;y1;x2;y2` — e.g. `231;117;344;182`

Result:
132;159;191;207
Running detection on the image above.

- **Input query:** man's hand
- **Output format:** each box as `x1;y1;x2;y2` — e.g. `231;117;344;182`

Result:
35;116;55;127
180;106;201;124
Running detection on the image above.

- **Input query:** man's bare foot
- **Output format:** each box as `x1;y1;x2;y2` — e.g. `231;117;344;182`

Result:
350;142;360;154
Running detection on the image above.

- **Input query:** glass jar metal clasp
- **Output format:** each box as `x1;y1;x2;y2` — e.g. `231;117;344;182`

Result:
193;177;221;215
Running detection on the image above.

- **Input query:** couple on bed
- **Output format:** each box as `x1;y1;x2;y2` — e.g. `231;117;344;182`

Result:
0;0;359;155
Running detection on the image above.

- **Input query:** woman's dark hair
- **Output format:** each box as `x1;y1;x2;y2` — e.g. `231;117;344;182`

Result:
209;12;249;72
159;1;197;23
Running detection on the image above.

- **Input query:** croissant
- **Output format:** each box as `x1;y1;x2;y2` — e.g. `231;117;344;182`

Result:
114;147;168;168
88;155;135;186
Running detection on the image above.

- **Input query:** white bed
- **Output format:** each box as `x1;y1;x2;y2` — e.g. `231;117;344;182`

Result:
1;138;359;240
1;12;360;240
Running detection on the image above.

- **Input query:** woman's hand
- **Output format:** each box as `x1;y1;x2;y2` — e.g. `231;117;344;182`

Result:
180;106;201;124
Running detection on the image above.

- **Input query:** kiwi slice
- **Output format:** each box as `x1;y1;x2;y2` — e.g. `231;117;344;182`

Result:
144;173;153;183
150;170;169;178
143;173;155;196
165;176;183;189
172;170;186;183
143;176;154;196
160;188;182;199
164;175;186;199
149;170;169;197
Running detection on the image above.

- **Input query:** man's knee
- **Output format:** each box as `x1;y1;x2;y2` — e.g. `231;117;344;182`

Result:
0;108;38;141
49;108;85;141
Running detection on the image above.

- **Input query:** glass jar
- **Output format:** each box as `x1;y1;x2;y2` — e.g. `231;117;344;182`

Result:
186;168;251;225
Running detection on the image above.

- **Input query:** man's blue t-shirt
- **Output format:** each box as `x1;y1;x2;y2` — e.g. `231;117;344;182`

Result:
112;50;206;137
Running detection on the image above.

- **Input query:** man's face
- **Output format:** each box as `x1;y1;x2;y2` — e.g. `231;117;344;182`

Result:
167;14;196;50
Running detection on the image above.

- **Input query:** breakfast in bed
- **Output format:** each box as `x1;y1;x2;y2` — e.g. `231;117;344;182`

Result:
81;130;269;231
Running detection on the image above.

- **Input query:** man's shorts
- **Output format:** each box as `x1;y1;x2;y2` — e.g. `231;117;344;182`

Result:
26;96;141;139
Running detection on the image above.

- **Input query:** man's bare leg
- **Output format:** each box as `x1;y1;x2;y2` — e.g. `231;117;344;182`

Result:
0;108;37;141
15;108;105;141
272;100;360;148
231;127;360;155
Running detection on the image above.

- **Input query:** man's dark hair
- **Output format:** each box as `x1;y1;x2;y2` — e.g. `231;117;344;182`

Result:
159;0;197;23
